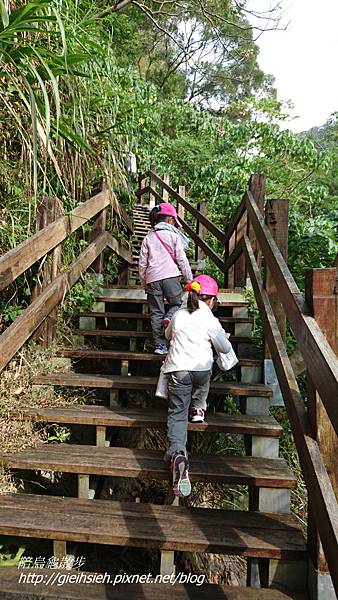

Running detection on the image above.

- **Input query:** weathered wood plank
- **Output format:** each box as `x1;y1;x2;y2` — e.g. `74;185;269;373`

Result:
0;567;308;600
177;217;225;272
0;232;130;374
246;192;338;436
243;235;338;594
0;446;296;488
224;196;246;246
0;191;110;291
264;198;289;356
0;494;307;559
69;330;254;344
196;201;207;261
89;208;107;273
149;172;225;243
55;349;260;367
305;268;338;574
77;312;254;323
234;210;248;288
31;373;272;396
16;405;283;437
31;196;64;347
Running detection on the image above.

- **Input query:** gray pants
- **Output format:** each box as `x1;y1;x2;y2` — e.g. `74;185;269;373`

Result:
164;370;211;461
145;276;182;345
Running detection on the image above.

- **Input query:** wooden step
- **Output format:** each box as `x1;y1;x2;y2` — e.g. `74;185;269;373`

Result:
70;330;254;344
56;349;261;367
78;312;254;324
32;373;271;397
0;567;308;600
16;406;282;437
0;494;306;559
0;446;296;488
96;297;249;308
97;288;248;307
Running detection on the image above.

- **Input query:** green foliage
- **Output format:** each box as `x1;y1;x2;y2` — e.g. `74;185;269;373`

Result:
47;425;71;443
61;273;103;324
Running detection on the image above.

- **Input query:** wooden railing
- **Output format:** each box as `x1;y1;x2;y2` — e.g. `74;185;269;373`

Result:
0;187;133;373
137;170;338;596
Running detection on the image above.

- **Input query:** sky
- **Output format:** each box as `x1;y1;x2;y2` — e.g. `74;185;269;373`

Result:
247;0;338;132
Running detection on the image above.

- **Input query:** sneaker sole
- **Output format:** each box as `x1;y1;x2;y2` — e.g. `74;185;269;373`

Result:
154;349;168;355
189;415;205;423
172;455;191;498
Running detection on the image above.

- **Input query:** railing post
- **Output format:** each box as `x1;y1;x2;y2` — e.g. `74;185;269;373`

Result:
149;171;156;209
305;268;337;600
162;173;170;201
234;210;247;288
249;174;266;267
225;232;235;289
263;199;289;345
177;185;185;221
195;201;206;268
31;196;63;347
138;175;147;205
89;208;107;274
263;198;289;406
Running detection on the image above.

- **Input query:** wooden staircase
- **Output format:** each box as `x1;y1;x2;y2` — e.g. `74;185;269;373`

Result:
1;173;337;599
0;204;308;599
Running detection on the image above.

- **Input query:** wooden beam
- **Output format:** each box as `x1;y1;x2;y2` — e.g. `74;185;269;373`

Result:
195;202;207;263
105;232;132;264
135;185;150;197
137;176;147;205
243;235;338;595
305;268;338;574
264;198;289;356
0;190;110;292
177;186;185;221
148;186;163;204
31;196;64;347
234;210;248;288
89;209;107;273
246;191;338;436
178;217;225;272
224;195;246;245
248;174;266;267
149;171;225;243
162;174;170;201
0;232;128;374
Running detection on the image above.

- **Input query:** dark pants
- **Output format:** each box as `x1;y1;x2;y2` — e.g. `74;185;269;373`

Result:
145;276;182;345
164;370;211;461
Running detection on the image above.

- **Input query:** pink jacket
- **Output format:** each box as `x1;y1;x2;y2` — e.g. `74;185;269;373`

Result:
139;229;193;285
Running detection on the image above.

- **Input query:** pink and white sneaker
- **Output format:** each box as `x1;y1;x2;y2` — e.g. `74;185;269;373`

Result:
189;407;205;423
162;318;170;329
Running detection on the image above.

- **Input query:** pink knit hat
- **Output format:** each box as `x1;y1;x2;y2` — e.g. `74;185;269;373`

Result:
157;203;181;227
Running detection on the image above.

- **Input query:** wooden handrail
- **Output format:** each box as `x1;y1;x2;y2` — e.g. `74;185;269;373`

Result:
148;171;225;244
178;216;225;272
0;232;131;374
243;235;338;595
245;190;338;437
0;191;110;292
0;189;132;292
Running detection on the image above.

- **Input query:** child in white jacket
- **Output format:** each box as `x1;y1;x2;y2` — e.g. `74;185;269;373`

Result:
162;275;232;497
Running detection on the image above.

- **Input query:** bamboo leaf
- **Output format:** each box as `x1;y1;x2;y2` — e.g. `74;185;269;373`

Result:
27;81;38;197
0;0;9;28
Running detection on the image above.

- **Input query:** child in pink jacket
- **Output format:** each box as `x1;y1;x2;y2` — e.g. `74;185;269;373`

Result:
139;203;193;354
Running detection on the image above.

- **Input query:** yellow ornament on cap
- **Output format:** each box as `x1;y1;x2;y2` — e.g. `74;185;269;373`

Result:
191;281;201;293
